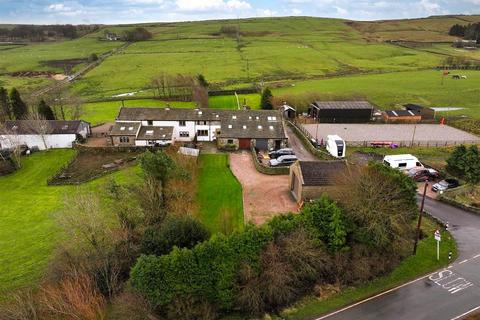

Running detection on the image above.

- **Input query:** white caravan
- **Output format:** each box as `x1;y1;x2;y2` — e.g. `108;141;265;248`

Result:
383;154;423;170
326;135;346;158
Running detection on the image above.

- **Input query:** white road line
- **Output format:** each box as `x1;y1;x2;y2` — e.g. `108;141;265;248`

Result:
313;274;432;320
459;259;469;265
473;254;480;259
450;306;480;320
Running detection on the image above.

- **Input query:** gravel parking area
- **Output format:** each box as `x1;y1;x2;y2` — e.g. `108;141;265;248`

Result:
229;151;298;224
303;124;480;146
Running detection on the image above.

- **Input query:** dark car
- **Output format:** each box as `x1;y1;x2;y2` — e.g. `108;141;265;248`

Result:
432;179;460;192
268;148;295;159
408;168;440;182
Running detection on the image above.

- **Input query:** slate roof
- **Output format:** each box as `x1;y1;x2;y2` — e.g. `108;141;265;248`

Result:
299;161;347;186
1;120;86;135
385;110;418;117
116;107;286;140
110;122;141;136
311;101;373;110
137;126;173;140
219;110;285;139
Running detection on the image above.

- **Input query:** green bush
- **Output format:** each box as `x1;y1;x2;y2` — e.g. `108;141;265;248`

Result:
141;215;210;256
446;144;480;184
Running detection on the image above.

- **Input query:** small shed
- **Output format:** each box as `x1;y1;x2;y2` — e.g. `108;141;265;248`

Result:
289;160;347;203
403;104;435;120
382;110;421;124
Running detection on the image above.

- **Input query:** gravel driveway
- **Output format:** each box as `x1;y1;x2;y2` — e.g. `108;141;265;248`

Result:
284;125;317;161
229;152;298;224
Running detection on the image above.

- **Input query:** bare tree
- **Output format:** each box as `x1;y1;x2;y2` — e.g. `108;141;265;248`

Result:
44;86;84;120
25;112;53;150
0;122;23;168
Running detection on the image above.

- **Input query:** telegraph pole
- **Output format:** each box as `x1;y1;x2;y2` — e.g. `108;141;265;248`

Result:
413;181;428;255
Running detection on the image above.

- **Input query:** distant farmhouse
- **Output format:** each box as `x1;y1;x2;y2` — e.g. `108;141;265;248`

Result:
105;32;119;41
0;120;90;150
308;101;374;123
453;39;477;50
111;107;287;150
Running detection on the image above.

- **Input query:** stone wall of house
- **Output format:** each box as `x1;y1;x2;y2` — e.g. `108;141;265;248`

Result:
218;138;239;151
111;136;135;146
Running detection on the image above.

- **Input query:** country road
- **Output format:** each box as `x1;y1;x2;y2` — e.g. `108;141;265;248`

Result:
315;197;480;320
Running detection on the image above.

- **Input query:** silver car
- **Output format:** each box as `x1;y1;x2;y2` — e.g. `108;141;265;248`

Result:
269;154;298;167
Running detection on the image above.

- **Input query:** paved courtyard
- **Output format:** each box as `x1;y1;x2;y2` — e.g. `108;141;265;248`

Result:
303;123;480;146
229;151;298;225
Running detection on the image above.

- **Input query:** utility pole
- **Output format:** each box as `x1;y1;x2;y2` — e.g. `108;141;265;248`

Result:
411;124;417;147
413;181;428;255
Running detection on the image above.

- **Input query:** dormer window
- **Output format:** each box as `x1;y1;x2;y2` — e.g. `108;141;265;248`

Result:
120;126;126;131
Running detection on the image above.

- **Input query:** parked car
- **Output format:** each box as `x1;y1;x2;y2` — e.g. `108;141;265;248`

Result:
407;168;439;182
269;154;298;167
268;148;295;159
432;179;460;192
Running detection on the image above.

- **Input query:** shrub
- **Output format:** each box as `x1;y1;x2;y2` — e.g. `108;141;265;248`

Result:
141;215;210;256
446;144;480;184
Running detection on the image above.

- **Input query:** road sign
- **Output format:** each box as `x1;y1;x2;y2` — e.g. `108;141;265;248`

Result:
434;230;441;261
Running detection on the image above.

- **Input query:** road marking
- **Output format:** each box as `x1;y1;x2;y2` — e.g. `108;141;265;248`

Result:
459;259;469;264
313;274;431;320
450;306;480;320
429;269;474;294
473;254;480;259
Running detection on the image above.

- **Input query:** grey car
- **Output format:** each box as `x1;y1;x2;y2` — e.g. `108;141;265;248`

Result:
269;154;298;167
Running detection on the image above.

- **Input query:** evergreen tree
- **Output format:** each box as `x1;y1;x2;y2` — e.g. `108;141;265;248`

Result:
0;87;10;121
9;88;28;120
37;99;55;120
464;145;480;184
260;88;273;110
446;145;468;178
197;74;209;88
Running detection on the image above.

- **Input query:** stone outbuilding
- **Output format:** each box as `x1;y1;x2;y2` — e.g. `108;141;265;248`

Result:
289;160;347;203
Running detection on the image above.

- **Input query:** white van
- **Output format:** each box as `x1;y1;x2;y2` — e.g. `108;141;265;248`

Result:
383;154;423;171
326;135;346;158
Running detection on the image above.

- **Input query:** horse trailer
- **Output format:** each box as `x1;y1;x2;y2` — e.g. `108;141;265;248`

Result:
326;135;346;158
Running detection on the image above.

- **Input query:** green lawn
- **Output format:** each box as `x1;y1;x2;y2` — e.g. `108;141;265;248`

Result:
0;150;139;296
0;150;75;295
274;69;480;118
196;154;243;234
282;217;457;320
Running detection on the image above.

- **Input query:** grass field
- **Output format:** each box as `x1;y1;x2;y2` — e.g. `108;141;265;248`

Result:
196;154;243;234
274;69;480;118
0;150;141;295
71;16;447;99
282;217;457;319
0;150;75;294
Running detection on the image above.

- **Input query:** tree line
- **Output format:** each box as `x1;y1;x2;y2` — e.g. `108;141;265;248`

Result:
0;25;98;42
0;87;63;122
151;73;209;107
449;23;480;41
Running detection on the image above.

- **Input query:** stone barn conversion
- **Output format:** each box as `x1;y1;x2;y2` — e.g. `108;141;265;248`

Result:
111;107;287;150
308;101;374;123
289;160;347;203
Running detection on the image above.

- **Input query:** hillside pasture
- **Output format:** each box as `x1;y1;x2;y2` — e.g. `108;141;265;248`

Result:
274;69;480;118
72;17;445;100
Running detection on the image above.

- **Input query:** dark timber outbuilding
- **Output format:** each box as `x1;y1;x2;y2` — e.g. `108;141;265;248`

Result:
309;101;374;123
